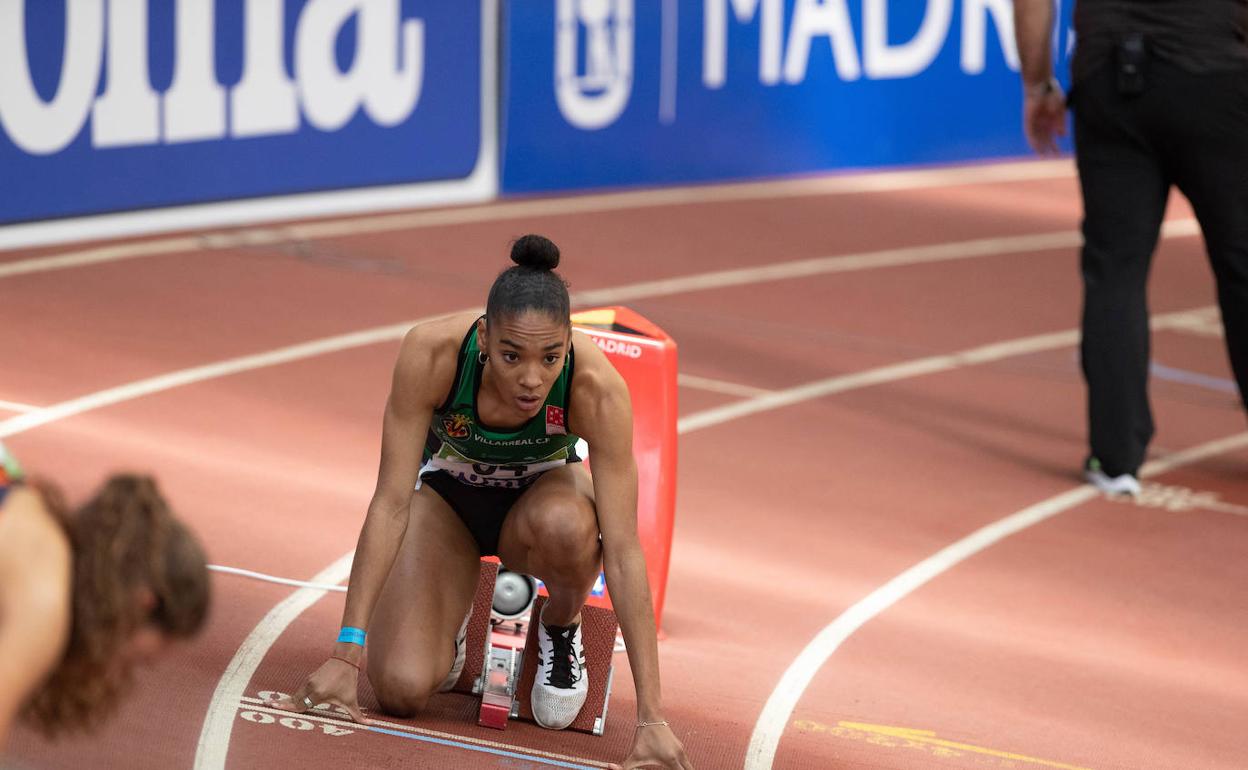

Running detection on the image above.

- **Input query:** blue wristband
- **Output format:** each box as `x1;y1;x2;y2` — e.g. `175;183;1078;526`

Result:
337;626;366;646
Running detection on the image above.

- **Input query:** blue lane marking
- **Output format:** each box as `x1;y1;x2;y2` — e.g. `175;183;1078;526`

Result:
1151;362;1238;395
366;726;602;770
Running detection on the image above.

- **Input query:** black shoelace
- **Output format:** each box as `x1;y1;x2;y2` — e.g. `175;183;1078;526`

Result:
544;624;581;689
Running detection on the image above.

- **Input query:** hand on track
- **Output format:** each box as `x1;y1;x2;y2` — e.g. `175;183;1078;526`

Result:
608;723;694;770
264;657;370;725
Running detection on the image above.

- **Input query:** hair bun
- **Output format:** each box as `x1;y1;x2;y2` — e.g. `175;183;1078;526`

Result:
510;234;560;270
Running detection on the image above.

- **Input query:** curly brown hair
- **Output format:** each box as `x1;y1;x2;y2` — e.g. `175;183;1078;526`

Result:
22;474;210;735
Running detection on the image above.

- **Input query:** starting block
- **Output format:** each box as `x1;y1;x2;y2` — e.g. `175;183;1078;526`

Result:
452;561;619;735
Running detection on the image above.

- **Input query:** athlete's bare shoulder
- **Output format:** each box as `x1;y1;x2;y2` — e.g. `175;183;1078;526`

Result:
570;329;623;387
392;311;481;409
0;487;72;680
568;330;631;436
0;488;71;600
404;309;476;356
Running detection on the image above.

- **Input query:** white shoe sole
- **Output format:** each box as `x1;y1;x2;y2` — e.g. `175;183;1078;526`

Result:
1085;467;1141;496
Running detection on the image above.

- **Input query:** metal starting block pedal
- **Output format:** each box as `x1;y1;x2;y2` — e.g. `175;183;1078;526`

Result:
477;643;522;728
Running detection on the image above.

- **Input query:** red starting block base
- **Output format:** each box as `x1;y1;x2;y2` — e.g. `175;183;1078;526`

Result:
455;561;618;735
449;560;498;696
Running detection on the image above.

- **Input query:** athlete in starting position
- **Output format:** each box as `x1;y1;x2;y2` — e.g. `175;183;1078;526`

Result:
270;235;692;769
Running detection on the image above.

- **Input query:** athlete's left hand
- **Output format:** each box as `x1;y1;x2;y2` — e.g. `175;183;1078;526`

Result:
608;723;694;769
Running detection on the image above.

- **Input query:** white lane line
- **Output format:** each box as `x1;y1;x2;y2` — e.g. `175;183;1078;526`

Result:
1126;483;1248;517
678;306;1214;435
1207;500;1248;517
0;400;40;413
678;373;774;398
0;319;433;439
574;232;1081;307
572;218;1198;308
7;222;1175;441
1160;307;1225;338
0;159;1075;279
0;237;206;280
195;553;355;770
208;565;347;593
742;431;1248;770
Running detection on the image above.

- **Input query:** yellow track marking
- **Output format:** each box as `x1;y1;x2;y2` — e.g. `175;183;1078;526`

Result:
838;722;1093;769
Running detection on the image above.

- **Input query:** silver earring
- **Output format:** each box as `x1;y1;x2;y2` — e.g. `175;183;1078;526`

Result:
478;351;488;365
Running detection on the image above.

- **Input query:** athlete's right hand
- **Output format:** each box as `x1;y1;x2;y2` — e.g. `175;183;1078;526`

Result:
265;657;370;725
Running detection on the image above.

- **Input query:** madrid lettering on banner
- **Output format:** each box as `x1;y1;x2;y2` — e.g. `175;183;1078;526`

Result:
0;0;426;156
702;0;1020;88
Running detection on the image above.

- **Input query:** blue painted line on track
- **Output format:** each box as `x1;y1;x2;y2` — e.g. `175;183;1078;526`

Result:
366;725;602;769
1151;362;1238;394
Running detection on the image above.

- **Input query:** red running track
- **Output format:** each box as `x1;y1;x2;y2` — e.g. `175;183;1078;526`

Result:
2;160;1245;770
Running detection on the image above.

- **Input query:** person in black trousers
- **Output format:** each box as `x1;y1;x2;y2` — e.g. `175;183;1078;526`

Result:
1014;0;1248;494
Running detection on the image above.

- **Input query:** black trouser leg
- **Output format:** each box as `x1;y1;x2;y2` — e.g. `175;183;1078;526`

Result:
1168;70;1248;415
1072;71;1171;476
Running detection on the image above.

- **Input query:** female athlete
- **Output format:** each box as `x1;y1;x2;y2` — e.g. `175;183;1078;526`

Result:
270;235;692;769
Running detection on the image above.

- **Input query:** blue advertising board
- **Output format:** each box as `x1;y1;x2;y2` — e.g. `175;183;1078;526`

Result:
502;0;1075;193
0;0;485;225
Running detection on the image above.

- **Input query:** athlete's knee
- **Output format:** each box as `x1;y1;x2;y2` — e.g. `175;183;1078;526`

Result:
527;499;600;568
370;666;437;717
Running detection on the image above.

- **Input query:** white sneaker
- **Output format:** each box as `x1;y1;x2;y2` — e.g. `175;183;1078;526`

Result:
1085;458;1141;497
531;611;588;729
436;609;471;693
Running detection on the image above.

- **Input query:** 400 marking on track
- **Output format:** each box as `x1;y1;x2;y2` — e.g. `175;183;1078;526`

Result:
237;691;356;738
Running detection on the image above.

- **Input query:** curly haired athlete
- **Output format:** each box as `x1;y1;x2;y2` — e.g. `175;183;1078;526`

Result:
0;442;210;749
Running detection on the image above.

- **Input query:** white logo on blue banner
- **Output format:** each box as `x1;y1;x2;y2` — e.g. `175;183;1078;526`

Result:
555;0;633;130
505;0;1066;194
0;0;482;226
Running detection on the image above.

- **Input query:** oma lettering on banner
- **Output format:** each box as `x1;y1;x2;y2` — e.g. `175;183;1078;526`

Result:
0;0;425;156
703;0;1019;88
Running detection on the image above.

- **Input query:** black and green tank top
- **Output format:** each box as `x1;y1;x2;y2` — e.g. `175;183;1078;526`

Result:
421;321;580;489
0;439;25;507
